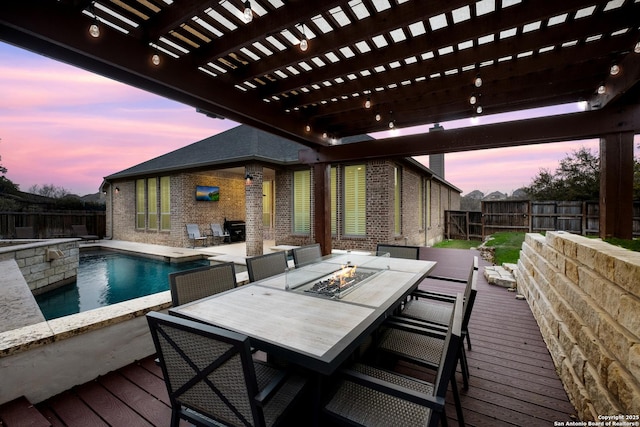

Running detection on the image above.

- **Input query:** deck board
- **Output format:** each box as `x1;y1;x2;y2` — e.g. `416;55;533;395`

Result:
19;248;578;426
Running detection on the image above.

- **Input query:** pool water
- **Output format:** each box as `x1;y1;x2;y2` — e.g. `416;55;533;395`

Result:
36;251;210;320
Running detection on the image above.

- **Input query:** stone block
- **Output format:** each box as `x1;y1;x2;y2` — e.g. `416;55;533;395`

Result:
613;255;640;298
564;258;579;284
629;344;640;386
618;294;640;336
584;363;623;418
598;316;637;367
576;326;613;382
607;361;640;414
594;250;616;284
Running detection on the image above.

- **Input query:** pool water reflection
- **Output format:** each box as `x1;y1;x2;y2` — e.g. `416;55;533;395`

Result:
36;251;209;320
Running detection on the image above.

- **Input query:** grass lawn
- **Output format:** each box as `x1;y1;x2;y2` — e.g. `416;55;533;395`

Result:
434;232;526;265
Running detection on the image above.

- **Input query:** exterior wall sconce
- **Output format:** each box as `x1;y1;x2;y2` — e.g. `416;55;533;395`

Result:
245;174;253;185
115;187;120;194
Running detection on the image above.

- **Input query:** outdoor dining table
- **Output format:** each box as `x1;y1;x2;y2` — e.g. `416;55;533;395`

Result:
169;253;436;376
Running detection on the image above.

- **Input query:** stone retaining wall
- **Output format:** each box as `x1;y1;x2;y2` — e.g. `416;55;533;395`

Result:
0;239;79;293
517;231;640;421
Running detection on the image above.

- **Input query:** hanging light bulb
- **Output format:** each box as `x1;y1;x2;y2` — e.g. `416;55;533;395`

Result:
152;53;160;66
305;124;311;132
300;37;308;52
375;112;381;122
243;1;253;23
597;85;606;95
364;95;371;109
469;95;477;105
476;105;483;114
474;75;482;88
89;22;100;38
635;41;640;54
610;64;620;76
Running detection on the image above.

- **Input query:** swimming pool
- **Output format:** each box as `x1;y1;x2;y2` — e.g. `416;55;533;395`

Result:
35;250;210;320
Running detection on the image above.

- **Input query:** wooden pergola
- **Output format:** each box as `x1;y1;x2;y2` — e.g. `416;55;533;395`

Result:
1;1;638;253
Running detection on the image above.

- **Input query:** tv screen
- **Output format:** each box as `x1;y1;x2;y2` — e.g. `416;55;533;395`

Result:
196;185;219;201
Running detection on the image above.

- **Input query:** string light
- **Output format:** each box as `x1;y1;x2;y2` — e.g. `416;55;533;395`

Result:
364;94;371;109
299;24;308;52
474;75;482;88
597;85;606;95
469;95;477;105
635;41;640;54
610;64;620;76
89;2;100;38
243;1;253;23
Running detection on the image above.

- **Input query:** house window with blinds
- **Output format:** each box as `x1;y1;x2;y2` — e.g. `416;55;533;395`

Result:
135;179;145;229
293;170;310;234
147;178;158;229
160;176;170;231
418;178;424;230
344;164;366;236
394;166;401;235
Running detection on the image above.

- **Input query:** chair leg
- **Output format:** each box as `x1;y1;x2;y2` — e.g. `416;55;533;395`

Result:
465;331;472;351
460;347;469;390
450;375;465;427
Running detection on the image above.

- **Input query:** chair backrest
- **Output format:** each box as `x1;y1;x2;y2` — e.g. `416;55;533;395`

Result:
210;223;228;237
147;311;264;427
169;263;237;306
292;243;322;267
15;226;35;239
433;293;463;398
376;244;420;260
462;269;478;331
71;224;89;236
246;251;288;282
185;224;202;239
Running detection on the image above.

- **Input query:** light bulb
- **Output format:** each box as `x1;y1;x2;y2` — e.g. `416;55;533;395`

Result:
597;85;606;95
243;1;252;23
474;76;482;87
364;97;371;109
476;105;483;114
322;132;327;139
610;64;620;76
152;53;160;66
300;37;308;51
389;120;395;129
305;124;311;132
635;41;640;54
469;95;477;105
89;23;100;38
375;113;381;122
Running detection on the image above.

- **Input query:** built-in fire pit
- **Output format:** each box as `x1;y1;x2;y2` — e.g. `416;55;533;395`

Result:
303;263;378;298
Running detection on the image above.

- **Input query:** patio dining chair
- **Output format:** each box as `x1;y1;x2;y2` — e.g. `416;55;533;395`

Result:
292;243;322;267
210;223;230;245
375;294;466;425
376;243;421;260
169;262;237;307
186;224;208;248
324;294;463;427
408;257;478;351
146;311;308;427
246;251;288;282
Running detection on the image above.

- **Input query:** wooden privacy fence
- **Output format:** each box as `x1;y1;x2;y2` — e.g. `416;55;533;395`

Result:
446;200;640;240
0;211;106;239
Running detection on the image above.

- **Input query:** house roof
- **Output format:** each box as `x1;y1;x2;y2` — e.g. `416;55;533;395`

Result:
104;124;460;192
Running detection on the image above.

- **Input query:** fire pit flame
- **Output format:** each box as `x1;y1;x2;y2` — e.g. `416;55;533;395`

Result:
304;263;377;298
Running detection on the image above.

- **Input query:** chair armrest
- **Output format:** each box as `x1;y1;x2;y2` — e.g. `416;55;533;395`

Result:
411;289;456;302
384;318;447;339
388;315;448;333
339;368;446;411
426;274;467;283
254;367;288;406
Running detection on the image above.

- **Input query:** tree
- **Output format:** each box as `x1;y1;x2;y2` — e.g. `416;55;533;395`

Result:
524;147;600;201
524;146;640;201
28;184;71;199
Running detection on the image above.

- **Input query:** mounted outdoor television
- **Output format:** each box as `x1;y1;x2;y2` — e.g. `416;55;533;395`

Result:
196;185;219;201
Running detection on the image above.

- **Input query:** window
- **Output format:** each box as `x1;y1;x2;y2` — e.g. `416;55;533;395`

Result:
344;165;366;236
136;179;145;229
418;178;424;229
160;176;170;231
293;170;310;234
147;178;158;229
331;166;337;234
394;166;401;235
263;180;273;227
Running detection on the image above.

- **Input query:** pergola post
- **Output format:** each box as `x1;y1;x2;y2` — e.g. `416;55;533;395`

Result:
245;164;263;257
599;132;634;240
313;163;332;256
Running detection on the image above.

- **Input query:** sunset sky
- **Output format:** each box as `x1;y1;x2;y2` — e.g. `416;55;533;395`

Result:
1;41;637;197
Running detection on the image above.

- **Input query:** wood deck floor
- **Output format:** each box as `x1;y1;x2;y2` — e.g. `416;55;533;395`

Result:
0;248;578;426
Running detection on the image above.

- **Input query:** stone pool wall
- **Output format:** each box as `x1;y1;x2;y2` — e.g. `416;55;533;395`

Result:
517;231;640;421
0;239;79;294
